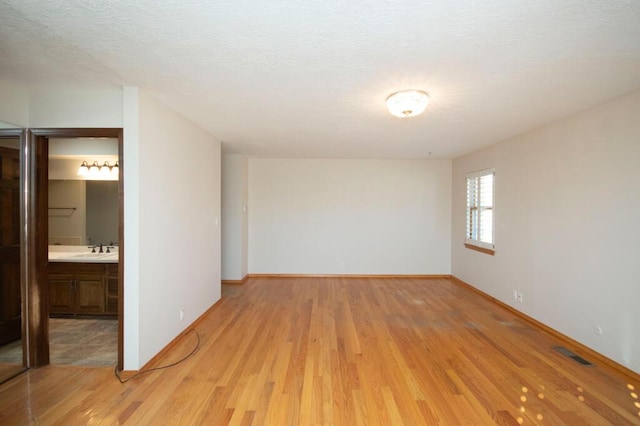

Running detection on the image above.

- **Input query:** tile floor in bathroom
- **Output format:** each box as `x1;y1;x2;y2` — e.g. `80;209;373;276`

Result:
0;318;117;367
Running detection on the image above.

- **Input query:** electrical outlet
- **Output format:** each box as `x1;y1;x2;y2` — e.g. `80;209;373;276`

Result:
180;308;185;321
517;293;523;304
513;290;518;301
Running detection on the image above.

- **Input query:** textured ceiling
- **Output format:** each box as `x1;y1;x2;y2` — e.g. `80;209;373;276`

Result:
1;0;640;159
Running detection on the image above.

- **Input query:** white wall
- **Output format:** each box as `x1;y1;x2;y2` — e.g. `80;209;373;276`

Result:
0;81;222;370
249;159;451;275
123;87;140;369
241;162;249;277
135;90;221;368
452;90;640;374
29;87;123;128
221;154;248;280
49;137;118;157
0;81;121;129
0;79;29;127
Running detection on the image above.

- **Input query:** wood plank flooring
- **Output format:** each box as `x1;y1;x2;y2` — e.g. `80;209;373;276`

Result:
0;277;638;425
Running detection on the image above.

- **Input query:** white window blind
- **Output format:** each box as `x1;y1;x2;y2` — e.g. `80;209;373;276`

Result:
466;169;494;250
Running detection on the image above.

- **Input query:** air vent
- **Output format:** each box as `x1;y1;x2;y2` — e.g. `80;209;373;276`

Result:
553;346;594;367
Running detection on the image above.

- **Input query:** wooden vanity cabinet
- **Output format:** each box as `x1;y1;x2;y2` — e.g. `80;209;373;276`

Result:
48;262;118;317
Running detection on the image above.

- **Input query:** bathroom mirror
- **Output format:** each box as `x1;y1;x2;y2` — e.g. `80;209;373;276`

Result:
48;138;119;247
48;180;119;246
0;121;26;384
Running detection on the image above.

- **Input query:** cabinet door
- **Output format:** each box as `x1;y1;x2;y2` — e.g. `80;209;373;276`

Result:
106;263;118;314
76;275;105;313
106;276;118;314
49;274;75;313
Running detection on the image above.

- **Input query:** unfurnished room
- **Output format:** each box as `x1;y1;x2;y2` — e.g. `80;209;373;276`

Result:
0;1;639;424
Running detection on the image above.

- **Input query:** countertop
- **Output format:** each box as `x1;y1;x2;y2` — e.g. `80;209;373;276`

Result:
48;245;119;264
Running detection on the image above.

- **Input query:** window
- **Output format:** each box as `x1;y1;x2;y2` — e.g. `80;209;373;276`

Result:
465;168;495;254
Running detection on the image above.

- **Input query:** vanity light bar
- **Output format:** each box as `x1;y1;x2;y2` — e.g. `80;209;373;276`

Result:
77;160;119;179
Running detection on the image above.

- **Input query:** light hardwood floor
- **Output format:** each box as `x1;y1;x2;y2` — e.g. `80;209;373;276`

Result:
0;277;638;425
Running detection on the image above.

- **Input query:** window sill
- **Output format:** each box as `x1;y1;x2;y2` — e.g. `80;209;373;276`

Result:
464;243;495;256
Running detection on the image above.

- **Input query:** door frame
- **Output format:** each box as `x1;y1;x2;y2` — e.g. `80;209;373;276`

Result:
25;128;124;370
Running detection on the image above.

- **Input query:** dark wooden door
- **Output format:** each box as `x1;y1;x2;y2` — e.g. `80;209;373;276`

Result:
0;146;21;345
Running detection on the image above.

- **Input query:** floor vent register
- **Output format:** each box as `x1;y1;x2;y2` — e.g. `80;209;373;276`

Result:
552;346;594;367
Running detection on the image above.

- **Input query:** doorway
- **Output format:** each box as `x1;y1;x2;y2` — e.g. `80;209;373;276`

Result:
26;128;123;370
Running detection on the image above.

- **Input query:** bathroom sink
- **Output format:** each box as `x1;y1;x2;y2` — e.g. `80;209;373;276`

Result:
68;253;118;262
72;253;110;258
48;245;119;263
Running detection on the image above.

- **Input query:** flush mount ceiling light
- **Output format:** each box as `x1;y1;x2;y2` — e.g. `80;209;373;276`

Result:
386;90;430;118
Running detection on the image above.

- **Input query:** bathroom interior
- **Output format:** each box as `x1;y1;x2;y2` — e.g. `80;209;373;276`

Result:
0;128;120;383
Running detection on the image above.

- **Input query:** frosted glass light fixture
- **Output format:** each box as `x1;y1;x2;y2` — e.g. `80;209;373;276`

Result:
77;161;90;176
386;90;429;118
89;161;100;176
111;161;119;178
100;161;112;178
